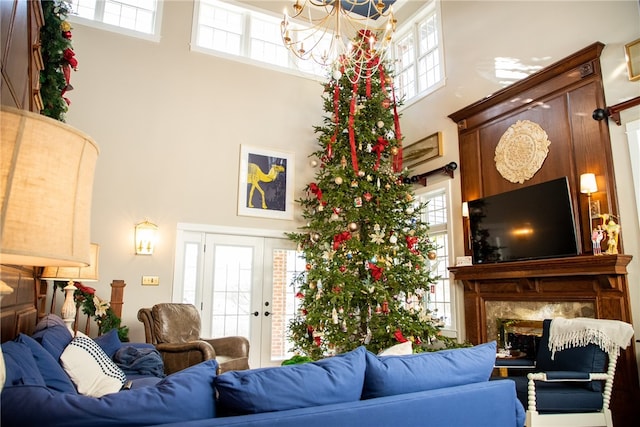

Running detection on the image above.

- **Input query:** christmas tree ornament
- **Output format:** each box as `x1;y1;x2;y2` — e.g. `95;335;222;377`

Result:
332;69;342;80
377;120;385;128
357;170;366;177
351;180;359;187
390;146;398;155
354;197;363;207
382;98;391;108
363;192;373;202
310;159;318;167
389;234;398;244
310;232;320;243
334;176;343;185
427;251;437;260
366;175;373;182
348;222;359;232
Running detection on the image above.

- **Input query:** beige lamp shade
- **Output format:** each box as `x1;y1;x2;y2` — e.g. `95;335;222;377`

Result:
0;106;99;267
580;173;598;195
41;243;100;281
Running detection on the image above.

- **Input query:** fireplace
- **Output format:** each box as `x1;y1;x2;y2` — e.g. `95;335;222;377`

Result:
449;254;638;426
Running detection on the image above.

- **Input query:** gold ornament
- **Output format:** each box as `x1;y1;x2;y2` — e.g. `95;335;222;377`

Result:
427;251;437;260
391;147;398;155
348;222;359;232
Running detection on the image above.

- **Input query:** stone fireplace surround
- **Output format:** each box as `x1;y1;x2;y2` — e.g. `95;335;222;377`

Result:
449;254;638;426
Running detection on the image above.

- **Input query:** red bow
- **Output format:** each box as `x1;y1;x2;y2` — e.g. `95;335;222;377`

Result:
394;329;408;343
369;262;383;281
372;137;389;171
406;236;418;250
333;231;352;250
63;48;78;69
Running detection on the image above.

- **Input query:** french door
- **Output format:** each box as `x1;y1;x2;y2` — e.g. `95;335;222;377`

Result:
173;226;304;368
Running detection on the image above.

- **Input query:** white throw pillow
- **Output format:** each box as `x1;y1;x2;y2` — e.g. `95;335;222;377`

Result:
378;341;413;356
60;335;127;397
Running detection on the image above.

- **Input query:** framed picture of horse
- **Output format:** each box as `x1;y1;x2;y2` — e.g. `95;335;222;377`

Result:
238;145;295;220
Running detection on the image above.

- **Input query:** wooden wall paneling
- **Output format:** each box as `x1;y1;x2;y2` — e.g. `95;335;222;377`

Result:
0;0;43;112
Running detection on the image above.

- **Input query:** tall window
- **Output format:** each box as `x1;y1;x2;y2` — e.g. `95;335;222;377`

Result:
393;1;444;104
416;182;455;333
192;0;324;77
69;0;161;38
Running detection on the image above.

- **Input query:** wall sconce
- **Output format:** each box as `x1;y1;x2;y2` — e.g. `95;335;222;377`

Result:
462;202;469;218
135;220;158;255
41;243;100;331
462;202;471;251
580;173;599;228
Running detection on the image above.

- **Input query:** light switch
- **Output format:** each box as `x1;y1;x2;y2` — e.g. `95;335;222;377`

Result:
142;276;159;286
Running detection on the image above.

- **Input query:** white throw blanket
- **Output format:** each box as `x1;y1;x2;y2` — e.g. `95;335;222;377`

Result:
548;317;634;359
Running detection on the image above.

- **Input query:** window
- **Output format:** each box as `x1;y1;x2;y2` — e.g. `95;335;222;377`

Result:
393;1;444;105
192;0;325;78
68;0;162;39
416;181;456;334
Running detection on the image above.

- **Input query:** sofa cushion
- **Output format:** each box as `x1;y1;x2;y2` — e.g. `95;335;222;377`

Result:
1;340;46;387
0;360;218;427
60;335;127;397
31;324;73;360
93;328;122;358
215;346;367;414
15;333;77;393
378;341;413;356
363;341;497;399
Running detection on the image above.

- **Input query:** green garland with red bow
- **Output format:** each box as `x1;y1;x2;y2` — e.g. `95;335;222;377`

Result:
40;0;78;121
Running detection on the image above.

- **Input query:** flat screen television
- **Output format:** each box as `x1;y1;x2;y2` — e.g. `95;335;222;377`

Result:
468;177;579;264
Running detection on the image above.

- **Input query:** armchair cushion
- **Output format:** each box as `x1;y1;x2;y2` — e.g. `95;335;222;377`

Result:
511;376;604;413
215;346;366;415
152;303;201;343
535;319;607;391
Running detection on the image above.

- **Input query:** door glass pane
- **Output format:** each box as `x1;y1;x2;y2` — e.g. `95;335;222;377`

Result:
181;242;200;305
270;248;306;360
211;245;252;338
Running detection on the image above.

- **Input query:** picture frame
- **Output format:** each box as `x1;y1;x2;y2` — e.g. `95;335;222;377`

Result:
403;132;443;169
625;38;640;81
238;145;295;220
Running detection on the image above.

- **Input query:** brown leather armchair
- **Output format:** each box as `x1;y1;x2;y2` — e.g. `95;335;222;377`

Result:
137;303;250;375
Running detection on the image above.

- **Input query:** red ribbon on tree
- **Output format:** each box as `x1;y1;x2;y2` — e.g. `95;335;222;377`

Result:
333;231;352;250
372;136;388;170
309;183;323;202
368;262;383;281
348;85;360;173
329;77;341;159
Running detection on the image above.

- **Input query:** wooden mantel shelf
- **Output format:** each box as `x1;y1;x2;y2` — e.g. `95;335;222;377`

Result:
449;254;632;281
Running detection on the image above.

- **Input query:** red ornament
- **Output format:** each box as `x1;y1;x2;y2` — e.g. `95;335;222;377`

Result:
305;263;312;270
394;329;409;343
339;265;346;272
382;98;391;108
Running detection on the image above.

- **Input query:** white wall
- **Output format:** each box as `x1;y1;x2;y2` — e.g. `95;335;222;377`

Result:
65;0;640;356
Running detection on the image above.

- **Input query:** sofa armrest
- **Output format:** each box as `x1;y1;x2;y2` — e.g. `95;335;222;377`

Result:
204;336;249;359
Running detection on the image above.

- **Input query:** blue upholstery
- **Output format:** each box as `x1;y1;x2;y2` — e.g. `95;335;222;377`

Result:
363;341;497;399
511;319;609;413
93;329;122;358
1;341;46;387
1;360;218;427
15;333;77;393
535;319;607;392
31;324;73;360
215;346;366;415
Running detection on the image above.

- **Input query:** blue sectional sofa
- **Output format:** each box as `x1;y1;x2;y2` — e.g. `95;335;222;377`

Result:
2;319;525;427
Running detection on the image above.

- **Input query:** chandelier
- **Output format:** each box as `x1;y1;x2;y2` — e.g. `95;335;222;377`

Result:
281;0;397;81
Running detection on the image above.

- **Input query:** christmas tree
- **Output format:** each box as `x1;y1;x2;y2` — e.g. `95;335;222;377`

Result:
287;30;445;360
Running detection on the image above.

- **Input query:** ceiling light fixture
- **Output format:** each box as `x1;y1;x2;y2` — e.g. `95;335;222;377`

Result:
281;0;397;82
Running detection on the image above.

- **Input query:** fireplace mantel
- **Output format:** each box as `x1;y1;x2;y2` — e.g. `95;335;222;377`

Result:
449;254;638;425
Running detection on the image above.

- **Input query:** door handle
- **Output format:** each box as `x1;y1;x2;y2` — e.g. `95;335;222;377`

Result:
264;311;271;317
253;311;259;317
